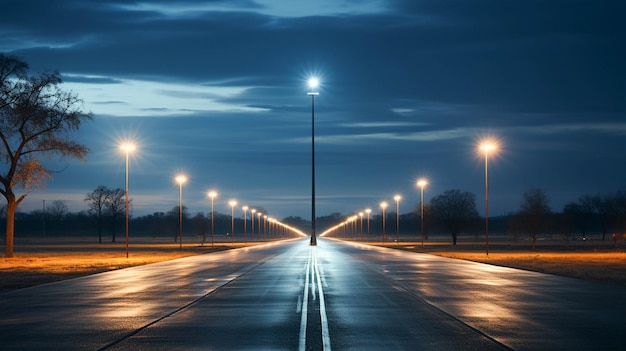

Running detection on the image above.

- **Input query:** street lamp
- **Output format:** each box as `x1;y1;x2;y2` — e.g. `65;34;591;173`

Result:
175;175;187;251
308;77;319;246
394;194;401;243
208;190;217;247
359;212;364;240
380;201;388;244
242;206;248;244
480;142;497;256
251;209;256;240
263;215;267;239
417;179;428;247
365;208;372;237
120;143;135;258
257;212;263;240
229;200;237;244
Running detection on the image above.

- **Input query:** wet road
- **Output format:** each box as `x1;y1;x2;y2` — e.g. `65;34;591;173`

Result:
1;238;624;350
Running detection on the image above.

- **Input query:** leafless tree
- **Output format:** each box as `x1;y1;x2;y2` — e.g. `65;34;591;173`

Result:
85;186;109;243
430;189;479;245
518;188;551;250
1;54;91;257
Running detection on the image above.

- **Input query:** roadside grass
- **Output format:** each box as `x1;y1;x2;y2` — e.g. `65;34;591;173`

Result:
2;236;625;292
0;237;240;292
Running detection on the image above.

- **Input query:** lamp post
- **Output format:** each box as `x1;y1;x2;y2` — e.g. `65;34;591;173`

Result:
394;194;401;243
120;143;135;258
380;201;388;244
359;212;364;240
229;200;237;244
257;212;262;240
175;175;187;251
480;142;497;256
251;209;256;240
417;179;428;247
263;215;267;239
308;77;319;246
365;208;371;238
208;190;217;247
242;206;248;244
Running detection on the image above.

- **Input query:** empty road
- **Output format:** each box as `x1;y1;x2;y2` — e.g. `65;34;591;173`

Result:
1;238;624;350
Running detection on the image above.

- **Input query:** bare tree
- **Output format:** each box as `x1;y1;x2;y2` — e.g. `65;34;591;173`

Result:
106;188;125;242
46;200;68;221
430;189;480;245
1;54;91;257
85;186;109;243
192;212;209;246
518;188;551;250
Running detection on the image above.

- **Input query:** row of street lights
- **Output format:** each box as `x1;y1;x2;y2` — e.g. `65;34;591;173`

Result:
321;139;497;256
118;145;290;256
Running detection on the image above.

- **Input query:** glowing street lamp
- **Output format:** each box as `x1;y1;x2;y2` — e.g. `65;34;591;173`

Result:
251;209;256;240
365;208;372;237
175;175;187;251
394;194;401;242
263;215;268;239
257;212;263;240
380;201;388;243
308;77;320;246
229;200;237;244
120;143;135;258
359;212;364;240
208;190;217;247
417;179;428;247
480;141;497;255
242;206;248;244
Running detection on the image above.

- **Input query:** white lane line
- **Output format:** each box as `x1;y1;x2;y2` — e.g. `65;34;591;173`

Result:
298;248;311;351
311;252;317;301
313;248;332;351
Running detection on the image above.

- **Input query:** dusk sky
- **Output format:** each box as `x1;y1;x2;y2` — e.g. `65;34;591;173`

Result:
2;0;624;222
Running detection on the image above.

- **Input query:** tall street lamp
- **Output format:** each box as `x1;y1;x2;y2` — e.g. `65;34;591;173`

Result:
394;194;401;243
257;212;263;240
481;142;497;256
175;175;187;251
365;208;371;237
251;209;256;240
208;190;217;247
242;205;248;244
417;179;428;247
308;77;319;246
229;200;237;244
380;201;388;244
120;143;135;258
359;212;364;240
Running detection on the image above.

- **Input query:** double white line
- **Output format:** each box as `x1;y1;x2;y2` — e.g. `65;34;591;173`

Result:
299;247;331;351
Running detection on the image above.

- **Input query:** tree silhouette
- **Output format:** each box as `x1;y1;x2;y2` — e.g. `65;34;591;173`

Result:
0;54;91;257
517;188;551;250
430;189;479;245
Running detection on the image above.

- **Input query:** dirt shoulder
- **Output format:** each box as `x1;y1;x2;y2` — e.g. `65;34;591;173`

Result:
379;241;626;287
2;237;625;292
0;237;246;292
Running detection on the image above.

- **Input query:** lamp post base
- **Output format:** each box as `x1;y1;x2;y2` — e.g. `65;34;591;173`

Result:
310;235;317;246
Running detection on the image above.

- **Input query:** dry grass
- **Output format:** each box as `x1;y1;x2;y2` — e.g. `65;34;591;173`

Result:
0;238;238;292
431;252;626;286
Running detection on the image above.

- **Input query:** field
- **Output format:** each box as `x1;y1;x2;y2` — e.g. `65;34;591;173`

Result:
0;237;242;292
1;236;625;292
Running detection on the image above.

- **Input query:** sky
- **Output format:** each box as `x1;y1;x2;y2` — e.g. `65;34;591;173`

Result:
1;0;624;223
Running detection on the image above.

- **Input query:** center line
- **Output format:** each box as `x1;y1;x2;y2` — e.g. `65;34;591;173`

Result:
313;248;332;350
298;248;311;351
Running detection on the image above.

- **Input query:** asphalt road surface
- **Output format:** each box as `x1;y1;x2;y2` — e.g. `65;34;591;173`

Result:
1;238;624;350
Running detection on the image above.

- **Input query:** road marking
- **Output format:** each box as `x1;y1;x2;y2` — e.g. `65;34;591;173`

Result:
313;248;332;350
298;249;311;351
299;247;331;351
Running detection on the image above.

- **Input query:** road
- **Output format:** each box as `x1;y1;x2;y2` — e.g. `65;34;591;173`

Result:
0;238;624;350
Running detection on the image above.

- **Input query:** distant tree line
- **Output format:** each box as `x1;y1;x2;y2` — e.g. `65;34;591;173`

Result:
1;185;625;248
